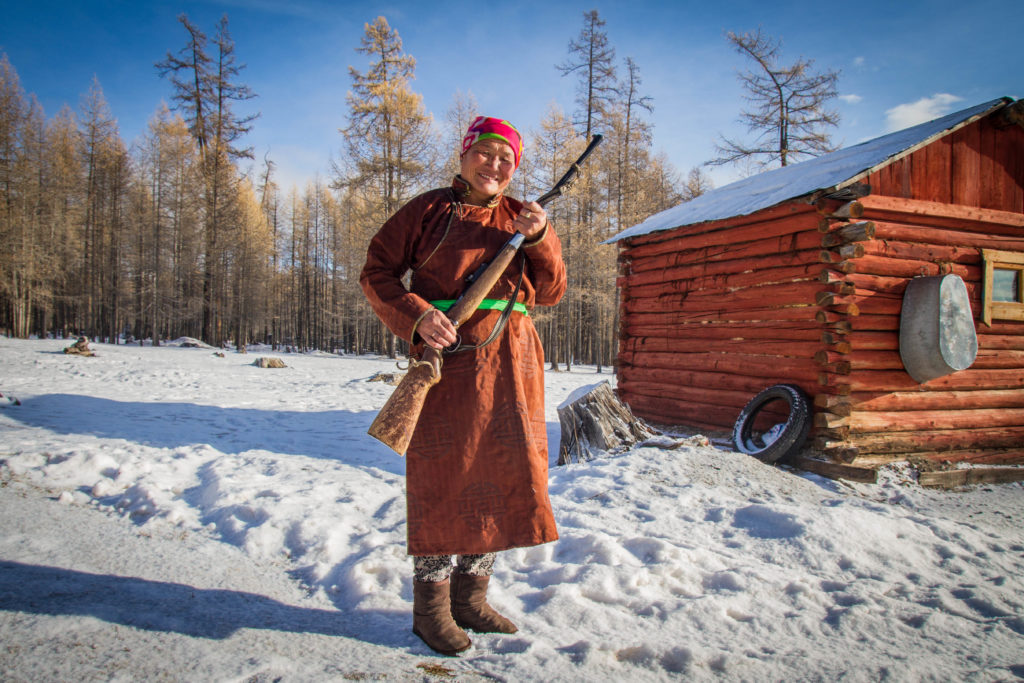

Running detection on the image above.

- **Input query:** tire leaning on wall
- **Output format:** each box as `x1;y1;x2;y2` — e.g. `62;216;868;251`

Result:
732;384;812;464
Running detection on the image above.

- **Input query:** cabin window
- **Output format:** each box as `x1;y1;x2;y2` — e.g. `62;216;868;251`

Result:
982;249;1024;325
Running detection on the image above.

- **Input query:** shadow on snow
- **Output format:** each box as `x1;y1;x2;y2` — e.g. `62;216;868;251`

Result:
0;559;410;647
6;394;403;475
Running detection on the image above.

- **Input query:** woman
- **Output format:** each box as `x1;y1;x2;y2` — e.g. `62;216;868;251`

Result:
360;116;566;655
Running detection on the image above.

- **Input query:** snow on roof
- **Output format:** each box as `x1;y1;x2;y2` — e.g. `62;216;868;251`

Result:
606;98;1011;244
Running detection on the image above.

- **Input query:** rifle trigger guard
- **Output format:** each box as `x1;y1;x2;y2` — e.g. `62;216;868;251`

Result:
442;334;463;355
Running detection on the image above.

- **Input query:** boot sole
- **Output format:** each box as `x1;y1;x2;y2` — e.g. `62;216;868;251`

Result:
412;626;472;656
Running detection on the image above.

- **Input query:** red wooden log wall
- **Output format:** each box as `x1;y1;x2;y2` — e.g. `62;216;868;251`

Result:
616;111;1024;465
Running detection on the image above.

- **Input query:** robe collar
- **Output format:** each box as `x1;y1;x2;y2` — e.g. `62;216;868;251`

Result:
452;175;502;209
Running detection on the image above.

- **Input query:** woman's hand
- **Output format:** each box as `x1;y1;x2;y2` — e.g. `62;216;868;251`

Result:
418;308;458;349
513;201;547;240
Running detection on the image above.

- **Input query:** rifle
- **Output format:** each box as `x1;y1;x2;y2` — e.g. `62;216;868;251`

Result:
367;134;604;455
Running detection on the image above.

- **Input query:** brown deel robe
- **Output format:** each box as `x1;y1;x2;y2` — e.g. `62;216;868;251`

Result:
360;180;567;556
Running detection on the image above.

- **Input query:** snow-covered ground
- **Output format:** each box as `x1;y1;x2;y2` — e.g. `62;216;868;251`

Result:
1;336;1022;682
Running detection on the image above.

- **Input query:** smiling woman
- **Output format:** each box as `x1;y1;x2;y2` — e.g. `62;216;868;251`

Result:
359;114;567;656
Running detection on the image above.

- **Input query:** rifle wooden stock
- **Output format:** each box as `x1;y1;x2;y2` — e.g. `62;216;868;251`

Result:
367;133;605;455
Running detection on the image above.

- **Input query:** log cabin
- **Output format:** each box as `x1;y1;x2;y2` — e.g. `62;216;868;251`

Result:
606;97;1024;466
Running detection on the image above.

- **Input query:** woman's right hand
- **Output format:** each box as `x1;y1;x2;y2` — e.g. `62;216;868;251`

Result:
418;309;458;349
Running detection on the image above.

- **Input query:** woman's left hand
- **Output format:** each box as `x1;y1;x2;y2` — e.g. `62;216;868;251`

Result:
513;201;547;240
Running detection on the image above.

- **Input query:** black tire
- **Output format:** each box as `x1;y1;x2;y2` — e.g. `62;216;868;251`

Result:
732;384;811;464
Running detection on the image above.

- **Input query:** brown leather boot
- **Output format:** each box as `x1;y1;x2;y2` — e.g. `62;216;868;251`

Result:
450;571;518;634
412;580;471;655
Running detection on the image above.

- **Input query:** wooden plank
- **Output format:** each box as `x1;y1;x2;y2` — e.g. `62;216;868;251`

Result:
923;136;953;204
918;467;1024;488
860;238;978;265
849;388;1024;412
625;259;823;297
624;305;821;326
951;117;982;207
789;455;878;483
847;408;1024;432
625;231;823;275
860;195;1024;232
623;321;823;342
622;336;824;358
622;201;816;250
618;350;820;382
843;426;1024;454
619;366;818;398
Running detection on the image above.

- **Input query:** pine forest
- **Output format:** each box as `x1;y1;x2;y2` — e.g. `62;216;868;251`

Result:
0;12;702;369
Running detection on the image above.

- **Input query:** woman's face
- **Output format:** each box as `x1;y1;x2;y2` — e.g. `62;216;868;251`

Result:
460;138;516;203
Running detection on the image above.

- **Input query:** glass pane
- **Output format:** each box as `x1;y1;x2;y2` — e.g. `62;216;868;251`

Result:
993;268;1020;302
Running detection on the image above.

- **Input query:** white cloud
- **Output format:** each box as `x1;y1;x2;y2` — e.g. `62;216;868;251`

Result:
885;94;964;132
839;94;863;104
853;56;866;67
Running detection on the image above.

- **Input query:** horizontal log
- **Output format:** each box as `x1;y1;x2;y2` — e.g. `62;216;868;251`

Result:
918;467;1024;488
624;321;823;342
848;314;899;332
860;195;1024;234
619;365;818;399
843;331;898;350
840;272;911;295
624;282;821;313
840;426;1024;455
979;334;1024;350
852;449;1024;467
844;253;973;279
620;380;760;413
625;259;823;297
623;201;818;252
821;368;1024;392
627;230;827;275
870;220;1024;251
847;408;1024;432
622;392;742;432
850;388;1024;412
625;305;821;326
838;350;904;370
618;350;821;383
788;455;877;482
622;336;827;358
860;238;978;265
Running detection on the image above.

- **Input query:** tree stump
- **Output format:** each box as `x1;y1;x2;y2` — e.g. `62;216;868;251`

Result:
557;381;656;465
63;336;95;357
254;357;287;368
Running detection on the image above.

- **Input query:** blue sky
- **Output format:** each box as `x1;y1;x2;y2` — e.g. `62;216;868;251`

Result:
2;0;1021;192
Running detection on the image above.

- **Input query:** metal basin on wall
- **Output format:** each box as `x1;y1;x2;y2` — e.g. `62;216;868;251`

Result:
899;274;978;384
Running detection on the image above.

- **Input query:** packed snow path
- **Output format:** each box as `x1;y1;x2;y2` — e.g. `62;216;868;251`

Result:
1;338;1023;681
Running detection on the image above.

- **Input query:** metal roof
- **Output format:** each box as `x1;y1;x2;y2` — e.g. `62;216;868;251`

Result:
605;98;1011;244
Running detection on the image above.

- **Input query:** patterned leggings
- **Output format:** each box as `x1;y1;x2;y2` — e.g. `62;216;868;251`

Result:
413;553;497;583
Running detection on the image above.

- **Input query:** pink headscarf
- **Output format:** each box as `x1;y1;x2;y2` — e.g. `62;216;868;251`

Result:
461;116;523;168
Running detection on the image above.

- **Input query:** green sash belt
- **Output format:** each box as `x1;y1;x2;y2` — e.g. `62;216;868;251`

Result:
430;298;529;316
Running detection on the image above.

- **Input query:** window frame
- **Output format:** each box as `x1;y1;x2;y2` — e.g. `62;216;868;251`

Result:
982;248;1024;326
